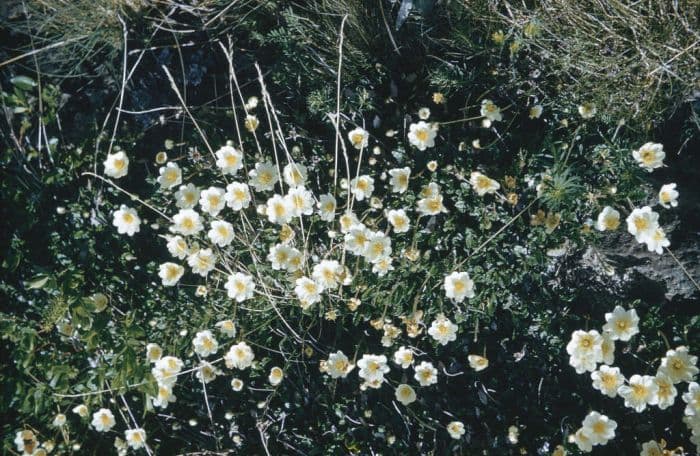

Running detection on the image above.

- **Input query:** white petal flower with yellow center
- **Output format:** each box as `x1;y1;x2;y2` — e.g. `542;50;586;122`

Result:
153;384;176;409
363;231;392;263
266;194;294;225
683;382;700;415
395;384;416;405
470;171;500;196
248;162;279;192
468;354;489;372
408;121;437;151
283;163;308;188
268;367;284;386
317;194;336;222
158;262;184;286
357;354;389;384
653;373;677;409
566;330;604;374
312;260;342;290
372;257;394;276
393;346;414;369
215;145;243;175
224;342;255;370
152;356;183;387
658;183;679;208
350;175;375;201
602;306;639;341
326;351;353;379
659;346;698;384
418;107;431;120
387;209;410;233
595;206;620;231
192;330;218;358
618;374;659;412
480;99;503;122
208;220;234;247
428;316;458;346
225;182;251;211
529;104;543;119
225;272;255;302
187;248;216;277
446;421;465;439
626;206;659;243
91;408;116;432
158;162;182;189
199;187;226;217
573;427;593;452
171;209;203;236
388;167;411;194
348;127;369;150
645;227;670;254
231;378;244;391
103;151;129;178
286;186;314;217
113;205;141;236
294;277;322;308
166;235;189;259
581;411;616;446
215;320;236;338
633;142;665;171
125;428;147;450
413;361;437;386
578;102;597;119
146;343;163;363
591;365;623;398
444;271;475;302
175;183;200;209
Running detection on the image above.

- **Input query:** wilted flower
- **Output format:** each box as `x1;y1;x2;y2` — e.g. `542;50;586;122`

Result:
468;354;489;372
658;183;679;208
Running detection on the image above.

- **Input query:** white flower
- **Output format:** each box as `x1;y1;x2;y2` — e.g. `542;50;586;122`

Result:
566;330;603;374
416;193;447;215
468;354;489;372
317;194;336;222
348;127;369;150
653;373;677;409
444;271;475;302
225;182;251;211
267;243;293;270
171;209;203;236
249;162;279;192
626;206;659;242
573;427;593;453
72;404;89;417
388;167;411;193
581;411;616;446
619;374;659;412
225;272;255;302
158;262;184;286
91;408;116;432
199;187;226;217
52;413;66;427
393;346;414;368
600;333;615;365
146;343;163;363
231;378;244;391
414;361;438;386
633;142;665;171
269;367;284;386
283;163;308;188
407;121;437;151
208;220;234;247
428;316;458;346
338;211;361;233
418;107;431;120
350;175;375;201
224;342;255;369
395;384;417;405
683;382;700;415
125;428;147;450
591;365;624;398
192;330;219;357
603;306;639;341
244;114;259;132
157;162;182;189
215;320;236;337
152;356;183;388
578;103;596;119
286;186;314;217
245;96;258;109
113;205;141;236
595;206;620;231
357;354;390;383
345;225;371;255
166;235;189;259
372;257;394;276
659;346;699;384
104;151;129;178
175;184;200;209
312;260;342;290
326;351;352;378
659;183;679;208
481;99;502;122
529;105;543;119
215;145;243;175
387;209;410;233
187;248;216;277
266;194;294;224
153;384;176;409
640;440;666;456
645;227;670;254
197;361;221;383
446;421;465;439
363;231;392;263
294;277;322;308
470;171;500;196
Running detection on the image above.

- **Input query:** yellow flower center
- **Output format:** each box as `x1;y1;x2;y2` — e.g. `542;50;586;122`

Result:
259;171;272;184
226;154;238;166
351;133;365;146
426;198;442;212
415;129;429;142
122;212;134;224
632;383;648;400
634;217;648;231
592;422;606;434
182;218;195;230
114;158;125;170
356;180;368;191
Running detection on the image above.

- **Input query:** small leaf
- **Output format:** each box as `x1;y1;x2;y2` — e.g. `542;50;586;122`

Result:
26;274;50;289
11;76;37;91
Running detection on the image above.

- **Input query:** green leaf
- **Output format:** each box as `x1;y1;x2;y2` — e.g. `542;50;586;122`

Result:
11;76;37;91
25;274;50;289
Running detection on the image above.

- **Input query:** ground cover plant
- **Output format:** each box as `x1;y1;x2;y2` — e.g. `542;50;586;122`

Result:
1;0;699;454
